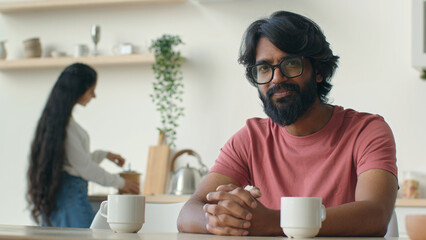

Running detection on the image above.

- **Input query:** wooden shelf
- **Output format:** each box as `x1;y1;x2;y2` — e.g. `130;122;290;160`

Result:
396;198;426;207
0;54;154;70
89;194;191;203
0;0;185;13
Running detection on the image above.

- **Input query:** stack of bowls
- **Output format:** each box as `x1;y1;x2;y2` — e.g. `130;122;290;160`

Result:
23;38;42;58
406;215;426;240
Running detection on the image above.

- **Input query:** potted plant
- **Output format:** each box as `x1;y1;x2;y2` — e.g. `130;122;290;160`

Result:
149;34;184;148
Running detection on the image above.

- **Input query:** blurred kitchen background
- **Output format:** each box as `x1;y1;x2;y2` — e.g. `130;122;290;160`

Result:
0;0;425;226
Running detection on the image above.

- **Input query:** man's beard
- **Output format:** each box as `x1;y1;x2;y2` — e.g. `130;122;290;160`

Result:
259;72;317;126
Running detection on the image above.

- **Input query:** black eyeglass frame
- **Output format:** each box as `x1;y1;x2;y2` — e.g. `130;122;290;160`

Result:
247;56;305;85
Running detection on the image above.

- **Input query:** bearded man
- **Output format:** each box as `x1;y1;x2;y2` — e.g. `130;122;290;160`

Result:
177;11;398;237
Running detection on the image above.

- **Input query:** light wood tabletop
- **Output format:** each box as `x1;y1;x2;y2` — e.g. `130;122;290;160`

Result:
0;224;408;240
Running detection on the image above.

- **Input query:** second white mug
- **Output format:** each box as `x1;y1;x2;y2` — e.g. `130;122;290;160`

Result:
74;44;89;57
280;197;326;238
113;43;133;55
100;194;145;233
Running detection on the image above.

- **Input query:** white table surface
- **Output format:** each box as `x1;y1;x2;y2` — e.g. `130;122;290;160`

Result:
0;224;407;240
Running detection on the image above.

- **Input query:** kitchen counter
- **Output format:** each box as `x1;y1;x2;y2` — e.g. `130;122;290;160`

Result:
90;195;426;206
89;194;191;203
395;198;426;207
0;224;407;240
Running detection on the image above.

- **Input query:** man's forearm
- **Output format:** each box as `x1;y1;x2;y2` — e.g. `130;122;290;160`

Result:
319;201;392;237
177;198;209;234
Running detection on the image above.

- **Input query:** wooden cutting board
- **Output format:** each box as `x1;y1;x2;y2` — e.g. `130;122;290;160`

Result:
144;130;170;195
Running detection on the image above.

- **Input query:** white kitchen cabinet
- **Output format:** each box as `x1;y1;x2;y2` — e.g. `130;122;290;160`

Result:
412;0;426;70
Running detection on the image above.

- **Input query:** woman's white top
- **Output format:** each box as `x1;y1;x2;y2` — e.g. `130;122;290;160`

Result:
63;118;125;189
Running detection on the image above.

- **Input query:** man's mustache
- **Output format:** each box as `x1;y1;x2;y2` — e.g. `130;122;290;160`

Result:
266;83;300;99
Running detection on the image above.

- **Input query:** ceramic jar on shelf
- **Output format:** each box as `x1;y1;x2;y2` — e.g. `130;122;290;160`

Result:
23;37;42;58
402;171;421;199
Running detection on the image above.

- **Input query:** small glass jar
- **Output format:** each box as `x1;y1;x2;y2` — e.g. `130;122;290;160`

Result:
402;171;420;199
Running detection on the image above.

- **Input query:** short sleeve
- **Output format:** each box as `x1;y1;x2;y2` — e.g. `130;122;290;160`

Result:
210;125;252;186
354;116;397;178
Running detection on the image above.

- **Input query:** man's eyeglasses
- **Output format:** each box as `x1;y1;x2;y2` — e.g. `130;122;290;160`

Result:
247;56;304;85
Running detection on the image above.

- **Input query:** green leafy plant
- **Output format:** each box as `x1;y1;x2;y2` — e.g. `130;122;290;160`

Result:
421;69;426;80
149;34;184;148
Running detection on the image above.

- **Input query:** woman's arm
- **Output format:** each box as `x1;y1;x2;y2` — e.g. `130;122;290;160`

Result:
64;124;124;189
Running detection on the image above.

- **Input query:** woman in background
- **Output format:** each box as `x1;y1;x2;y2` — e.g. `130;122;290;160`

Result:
27;63;139;228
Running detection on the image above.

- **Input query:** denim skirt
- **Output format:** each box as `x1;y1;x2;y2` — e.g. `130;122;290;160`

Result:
42;172;95;228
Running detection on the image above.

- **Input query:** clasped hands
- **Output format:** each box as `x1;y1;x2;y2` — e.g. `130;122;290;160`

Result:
203;184;268;236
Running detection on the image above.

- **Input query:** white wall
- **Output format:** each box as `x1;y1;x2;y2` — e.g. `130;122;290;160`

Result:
0;0;424;225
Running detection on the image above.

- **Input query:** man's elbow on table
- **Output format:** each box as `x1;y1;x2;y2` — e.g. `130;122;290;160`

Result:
371;202;395;237
177;198;208;234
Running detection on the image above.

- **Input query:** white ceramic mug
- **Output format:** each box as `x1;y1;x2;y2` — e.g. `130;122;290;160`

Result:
113;43;133;55
100;194;145;233
280;197;326;238
74;44;89;57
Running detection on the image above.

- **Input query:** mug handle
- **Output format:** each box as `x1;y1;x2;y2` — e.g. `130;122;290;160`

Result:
320;204;326;221
100;200;108;218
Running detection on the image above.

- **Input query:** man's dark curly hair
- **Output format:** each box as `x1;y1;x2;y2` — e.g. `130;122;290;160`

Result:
238;11;339;103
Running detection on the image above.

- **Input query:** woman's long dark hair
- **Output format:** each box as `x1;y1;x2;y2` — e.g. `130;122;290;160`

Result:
27;63;97;225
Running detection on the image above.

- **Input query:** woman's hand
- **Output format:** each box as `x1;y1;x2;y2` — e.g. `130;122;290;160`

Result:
106;152;125;167
120;179;140;194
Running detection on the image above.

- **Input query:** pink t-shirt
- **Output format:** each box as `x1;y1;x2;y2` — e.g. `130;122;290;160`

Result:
210;106;397;209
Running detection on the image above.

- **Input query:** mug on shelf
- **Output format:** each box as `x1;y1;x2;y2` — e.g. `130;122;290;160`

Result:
74;44;89;57
113;43;134;55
